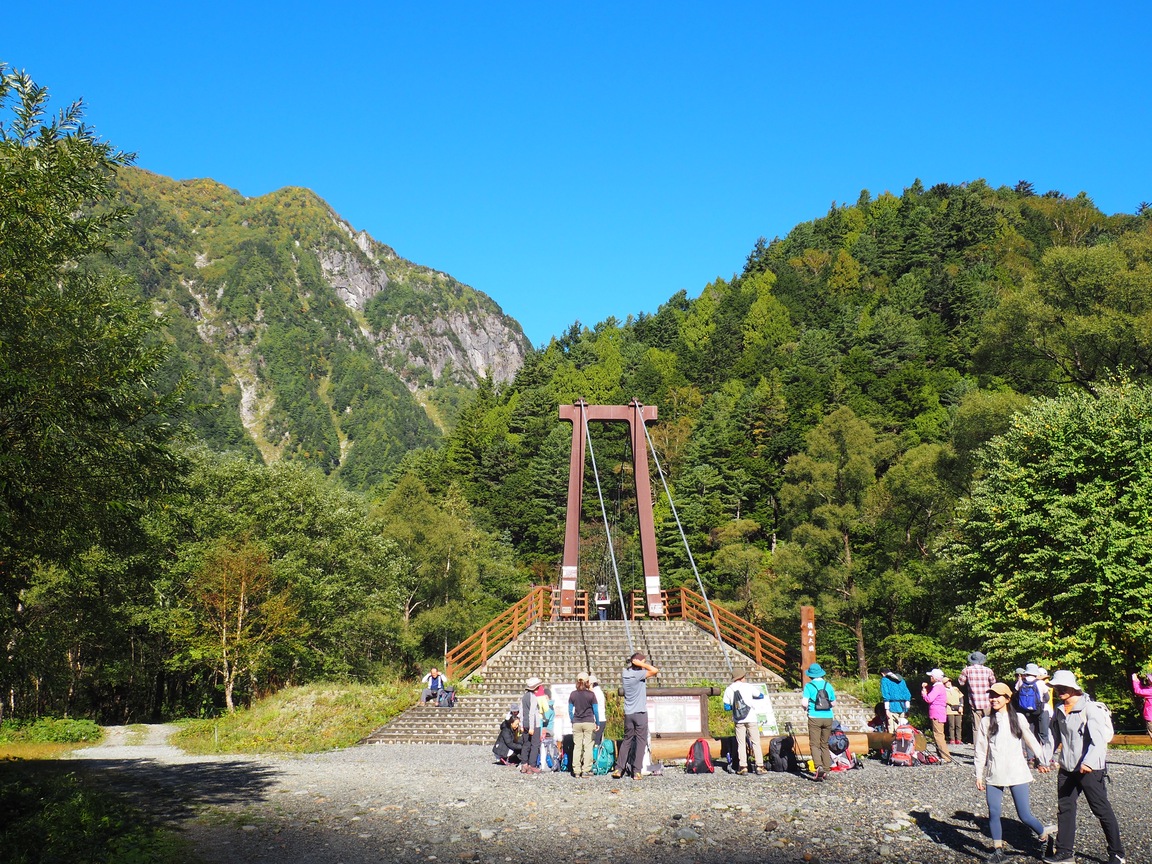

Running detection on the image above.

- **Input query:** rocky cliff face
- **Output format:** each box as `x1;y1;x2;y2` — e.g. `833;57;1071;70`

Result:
318;222;530;387
109;168;532;482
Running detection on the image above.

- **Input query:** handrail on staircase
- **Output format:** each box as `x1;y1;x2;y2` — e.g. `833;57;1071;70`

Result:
666;586;788;673
446;584;790;680
445;586;550;680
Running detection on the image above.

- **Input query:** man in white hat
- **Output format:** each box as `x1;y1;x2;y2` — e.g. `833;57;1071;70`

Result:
1042;670;1124;864
723;669;766;774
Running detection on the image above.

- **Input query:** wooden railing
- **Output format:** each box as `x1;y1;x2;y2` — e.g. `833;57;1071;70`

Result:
445;586;550;680
446;584;789;680
665;586;788;673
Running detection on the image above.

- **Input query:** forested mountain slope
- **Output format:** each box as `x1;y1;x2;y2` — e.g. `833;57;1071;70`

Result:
108;167;531;487
411;180;1152;685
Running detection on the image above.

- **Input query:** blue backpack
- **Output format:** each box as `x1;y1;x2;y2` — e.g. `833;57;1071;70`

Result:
1016;680;1041;715
592;739;617;775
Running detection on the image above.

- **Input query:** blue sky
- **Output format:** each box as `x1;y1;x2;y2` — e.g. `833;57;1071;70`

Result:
6;3;1151;345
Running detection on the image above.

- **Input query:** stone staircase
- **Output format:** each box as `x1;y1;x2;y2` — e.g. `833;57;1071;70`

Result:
363;619;872;745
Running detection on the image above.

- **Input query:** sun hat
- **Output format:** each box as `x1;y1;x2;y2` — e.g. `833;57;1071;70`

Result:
1014;667;1026;676
508;703;520;714
806;662;826;679
1037;667;1049;679
1049;670;1083;693
525;676;542;689
989;682;1013;698
929;668;944;680
968;651;987;665
1025;662;1041;677
588;674;599;686
576;671;590;683
731;669;747;681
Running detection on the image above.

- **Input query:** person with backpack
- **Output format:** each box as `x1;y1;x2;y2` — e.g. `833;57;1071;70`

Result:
879;668;911;733
1015;663;1049;764
1042;669;1125;864
723;669;766;774
612;651;658;780
920;668;954;764
975;682;1055;863
802;662;835;780
568;672;599;777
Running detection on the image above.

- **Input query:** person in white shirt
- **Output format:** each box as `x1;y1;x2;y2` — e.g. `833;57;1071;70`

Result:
722;669;766;775
975;682;1055;863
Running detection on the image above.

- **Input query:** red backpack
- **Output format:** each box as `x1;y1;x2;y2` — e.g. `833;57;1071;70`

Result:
684;737;715;773
887;724;917;767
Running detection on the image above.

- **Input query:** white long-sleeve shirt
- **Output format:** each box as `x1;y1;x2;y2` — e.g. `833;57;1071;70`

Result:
975;710;1044;787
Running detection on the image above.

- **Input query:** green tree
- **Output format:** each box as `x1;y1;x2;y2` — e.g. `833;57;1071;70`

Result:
0;68;184;603
948;380;1152;696
177;537;305;712
775;407;885;678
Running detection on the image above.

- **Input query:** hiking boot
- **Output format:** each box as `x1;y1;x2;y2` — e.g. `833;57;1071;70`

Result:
610;770;623;779
986;848;1008;863
814;767;827;781
1042;853;1075;864
1106;857;1125;864
737;767;748;775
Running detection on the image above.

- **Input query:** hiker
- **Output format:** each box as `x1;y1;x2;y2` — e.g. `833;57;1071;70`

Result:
975;682;1054;863
1015;663;1050;763
1043;669;1125;864
879;668;911;733
612;651;658;780
921;668;953;764
723;669;766;774
420;667;448;704
1132;670;1152;743
958;650;997;752
802;662;835;780
568;672;600;777
492;705;522;764
589;674;607;745
594;584;610;620
944;676;964;744
519;676;543;774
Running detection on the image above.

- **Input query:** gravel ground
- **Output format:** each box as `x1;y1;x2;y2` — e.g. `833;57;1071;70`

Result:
65;730;1152;864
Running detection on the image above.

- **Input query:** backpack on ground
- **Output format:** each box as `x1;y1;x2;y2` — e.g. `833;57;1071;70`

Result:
813;682;832;712
592;739;617;775
828;727;850;755
916;750;940;765
540;734;560;771
1015;680;1042;715
767;735;797;773
887;723;917;767
436;688;457;708
684;737;714;774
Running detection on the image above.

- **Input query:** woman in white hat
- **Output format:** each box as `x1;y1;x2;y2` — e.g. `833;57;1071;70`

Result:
975;681;1054;863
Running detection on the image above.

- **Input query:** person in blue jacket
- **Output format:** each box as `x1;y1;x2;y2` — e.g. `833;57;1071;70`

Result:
803;662;836;781
879;668;912;732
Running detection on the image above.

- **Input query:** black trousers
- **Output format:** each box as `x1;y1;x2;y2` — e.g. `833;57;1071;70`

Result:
1054;768;1123;859
615;712;648;775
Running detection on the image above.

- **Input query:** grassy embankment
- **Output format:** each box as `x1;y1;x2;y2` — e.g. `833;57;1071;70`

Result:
173;679;419;754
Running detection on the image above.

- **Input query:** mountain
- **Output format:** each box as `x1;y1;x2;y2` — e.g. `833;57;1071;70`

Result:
108;167;531;489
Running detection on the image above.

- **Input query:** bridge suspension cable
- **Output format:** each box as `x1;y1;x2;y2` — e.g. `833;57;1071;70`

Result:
636;400;732;674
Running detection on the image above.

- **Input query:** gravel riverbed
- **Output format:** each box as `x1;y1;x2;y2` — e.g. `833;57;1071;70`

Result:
67;731;1152;864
